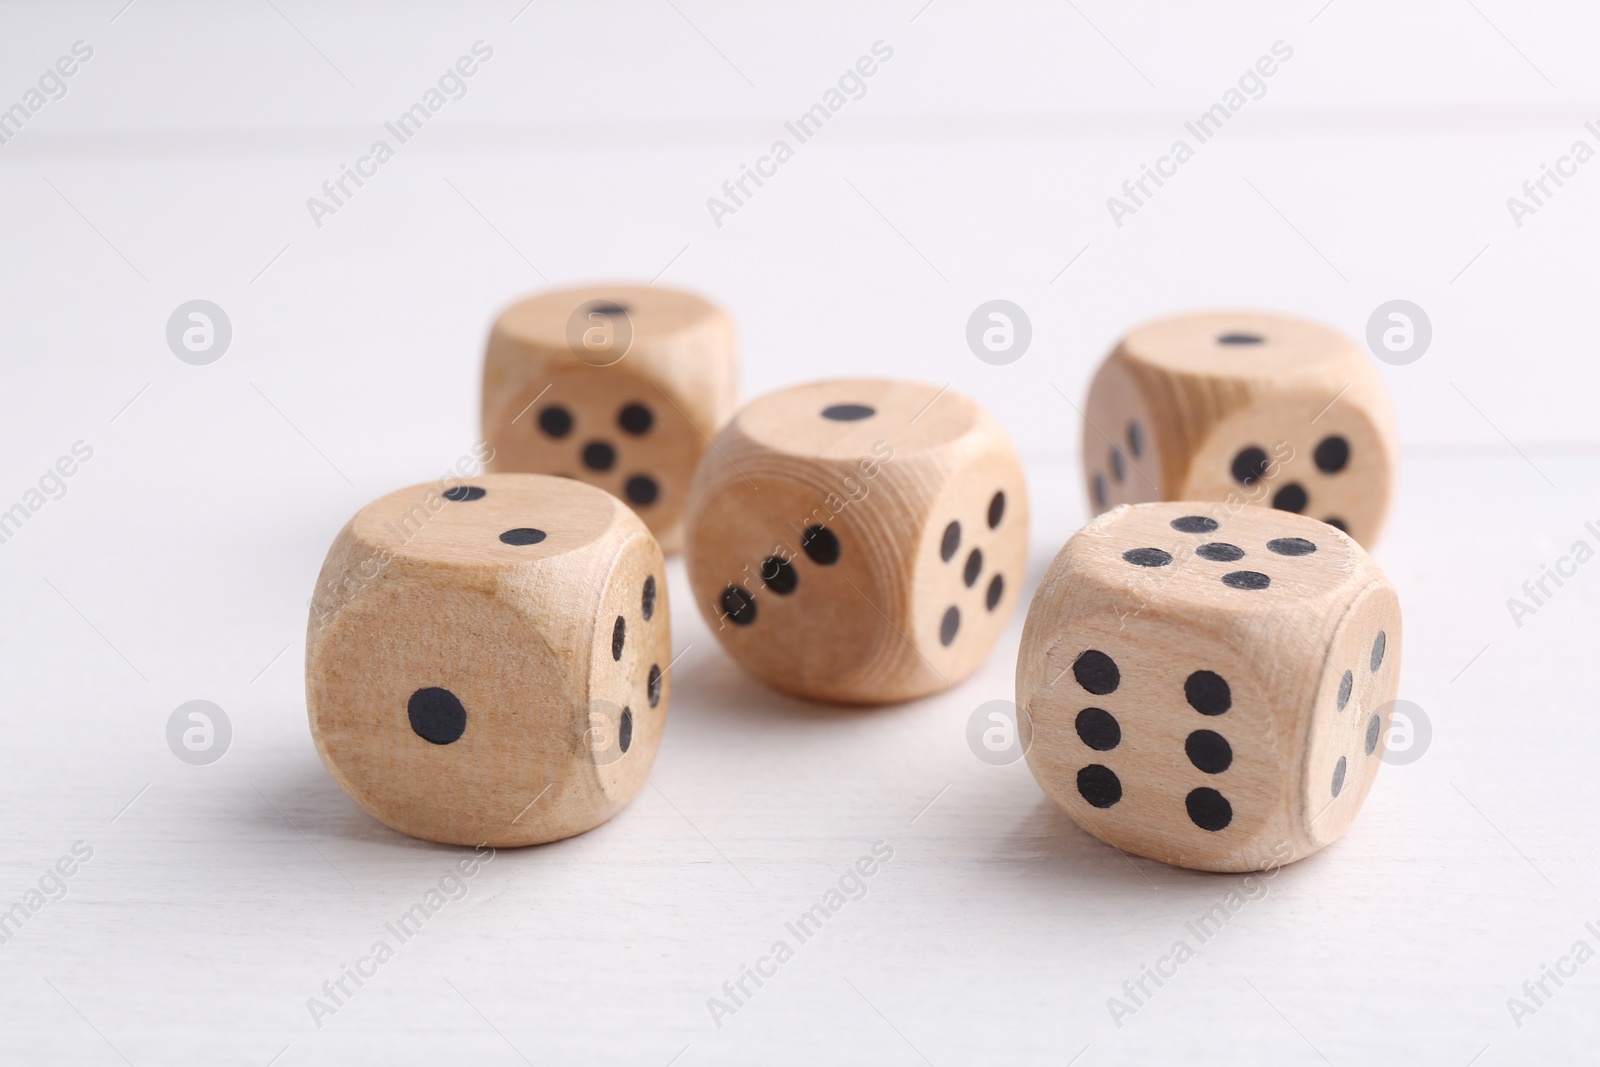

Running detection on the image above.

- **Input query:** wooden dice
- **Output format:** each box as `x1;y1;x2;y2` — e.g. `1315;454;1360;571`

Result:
684;379;1028;704
1083;311;1397;547
305;474;669;847
1016;501;1400;872
481;284;738;553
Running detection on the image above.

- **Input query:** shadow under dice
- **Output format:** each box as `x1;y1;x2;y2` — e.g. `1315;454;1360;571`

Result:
685;379;1028;705
306;473;670;847
1082;310;1398;548
1017;501;1400;872
482;284;738;553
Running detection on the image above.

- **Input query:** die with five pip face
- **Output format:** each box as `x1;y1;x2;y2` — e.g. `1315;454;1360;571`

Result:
1083;310;1398;547
1016;500;1401;873
305;474;669;848
481;284;738;554
684;379;1028;705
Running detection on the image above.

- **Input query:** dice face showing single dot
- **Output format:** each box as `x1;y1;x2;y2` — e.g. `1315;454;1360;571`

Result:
1017;501;1401;872
408;687;467;745
685;379;1029;704
482;285;739;554
1082;311;1398;547
306;474;671;847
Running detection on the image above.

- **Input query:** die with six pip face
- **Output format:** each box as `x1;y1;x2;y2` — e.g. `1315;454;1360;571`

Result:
1016;500;1401;873
1082;310;1398;547
481;284;738;554
305;474;669;847
684;379;1029;705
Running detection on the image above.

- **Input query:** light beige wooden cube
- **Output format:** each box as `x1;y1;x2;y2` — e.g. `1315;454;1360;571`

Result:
306;473;669;847
1083;310;1398;547
1017;501;1401;872
481;284;738;553
684;379;1028;704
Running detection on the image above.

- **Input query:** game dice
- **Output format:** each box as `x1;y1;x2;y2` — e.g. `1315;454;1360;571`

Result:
305;473;669;847
1016;501;1401;872
1082;310;1398;547
481;284;738;553
684;379;1028;704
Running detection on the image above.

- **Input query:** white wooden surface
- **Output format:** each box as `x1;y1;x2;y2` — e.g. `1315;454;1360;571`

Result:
2;2;1597;1063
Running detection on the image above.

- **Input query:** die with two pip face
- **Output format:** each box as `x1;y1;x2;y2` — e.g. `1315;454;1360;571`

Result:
1017;500;1401;872
481;284;738;553
305;473;669;847
685;379;1028;705
1083;310;1398;547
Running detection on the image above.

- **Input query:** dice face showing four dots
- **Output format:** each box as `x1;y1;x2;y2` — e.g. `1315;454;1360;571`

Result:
684;379;1028;705
1083;311;1398;547
482;284;738;554
306;474;670;847
1016;501;1400;872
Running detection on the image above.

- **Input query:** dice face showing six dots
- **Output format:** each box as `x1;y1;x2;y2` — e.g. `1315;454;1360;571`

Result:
482;284;738;554
684;379;1028;705
1083;311;1398;547
305;474;670;847
1016;501;1400;872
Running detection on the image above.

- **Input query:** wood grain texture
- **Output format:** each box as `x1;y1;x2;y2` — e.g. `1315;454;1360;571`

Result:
683;379;1028;704
1017;500;1401;872
481;284;739;553
305;473;670;847
1083;310;1398;547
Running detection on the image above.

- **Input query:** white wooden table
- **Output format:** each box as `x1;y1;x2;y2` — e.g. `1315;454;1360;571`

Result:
2;2;1596;1063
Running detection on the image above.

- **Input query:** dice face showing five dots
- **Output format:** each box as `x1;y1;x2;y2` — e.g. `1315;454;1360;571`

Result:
305;474;670;847
1017;501;1401;872
684;379;1028;705
1083;311;1398;548
482;284;738;553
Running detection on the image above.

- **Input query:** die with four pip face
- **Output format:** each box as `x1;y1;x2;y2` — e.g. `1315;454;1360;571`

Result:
309;302;1403;867
1082;310;1398;548
481;284;738;554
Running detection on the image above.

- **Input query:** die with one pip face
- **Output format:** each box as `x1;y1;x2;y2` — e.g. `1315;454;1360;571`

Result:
684;379;1028;704
482;284;738;553
305;473;669;847
1016;501;1401;872
1083;311;1398;547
